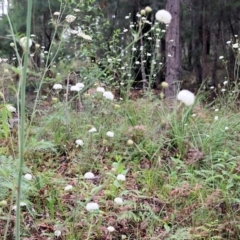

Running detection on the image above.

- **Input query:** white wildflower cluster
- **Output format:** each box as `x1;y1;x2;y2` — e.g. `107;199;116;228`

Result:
177;90;195;106
155;9;172;24
53;83;63;90
84;172;95;179
65;14;76;23
6;104;16;112
24;173;33;181
86;202;99;212
75;139;84;146
70;83;85;92
19;37;32;51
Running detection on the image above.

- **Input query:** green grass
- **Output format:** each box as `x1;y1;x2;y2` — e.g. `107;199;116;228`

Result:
1;89;240;239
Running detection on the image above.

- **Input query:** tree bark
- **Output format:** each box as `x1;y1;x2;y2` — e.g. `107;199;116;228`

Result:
165;0;181;98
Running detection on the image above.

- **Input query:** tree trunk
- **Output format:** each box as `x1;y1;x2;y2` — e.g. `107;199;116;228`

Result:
201;0;208;81
192;0;202;84
165;0;181;98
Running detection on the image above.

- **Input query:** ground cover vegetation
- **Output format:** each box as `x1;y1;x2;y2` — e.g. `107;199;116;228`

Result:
1;0;240;239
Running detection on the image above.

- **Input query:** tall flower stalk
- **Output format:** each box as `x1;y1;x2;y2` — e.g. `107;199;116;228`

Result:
16;1;32;239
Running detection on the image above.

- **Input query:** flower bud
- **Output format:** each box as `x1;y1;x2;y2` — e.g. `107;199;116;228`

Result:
127;139;134;146
145;6;152;13
161;81;169;88
140;9;146;15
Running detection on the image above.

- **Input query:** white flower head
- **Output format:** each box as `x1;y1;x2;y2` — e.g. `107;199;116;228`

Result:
70;30;79;35
78;32;92;41
70;84;84;92
76;82;85;90
73;8;80;12
65;14;76;23
54;230;62;237
106;131;114;137
107;226;115;232
24;173;33;181
6;105;16;112
155;10;172;24
103;91;114;100
53;83;62;90
223;81;228;85
19;37;32;50
117;174;126;181
84;172;95;179
219;56;224;59
75;139;84;146
12;202;27;211
233;43;239;49
177;90;195;106
64;185;73;191
53;12;60;16
89;127;97;133
214;116;218;121
96;86;105;93
86;202;99;212
114;197;123;205
225;126;229;130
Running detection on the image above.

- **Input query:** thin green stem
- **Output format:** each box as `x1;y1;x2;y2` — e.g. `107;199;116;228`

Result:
16;0;33;239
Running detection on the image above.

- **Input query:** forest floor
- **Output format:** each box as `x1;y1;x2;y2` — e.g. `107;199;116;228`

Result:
1;88;240;240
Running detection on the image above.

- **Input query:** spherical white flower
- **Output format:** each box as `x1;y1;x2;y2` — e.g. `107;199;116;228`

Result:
107;226;115;232
76;82;85;90
75;139;84;146
127;139;134;146
64;185;73;191
24;173;32;181
84;172;95;179
210;86;214;89
70;85;81;92
155;10;172;24
86;202;99;212
145;6;152;13
103;91;114;100
89;127;97;133
6;105;16;112
233;43;239;49
65;14;76;23
114;197;123;204
226;41;231;44
19;37;32;50
223;81;228;85
219;56;224;59
117;174;126;181
96;87;105;93
106;131;114;137
53;12;60;16
53;83;62;90
214;116;218;121
177;90;195;106
54;230;61;237
225;126;229;130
